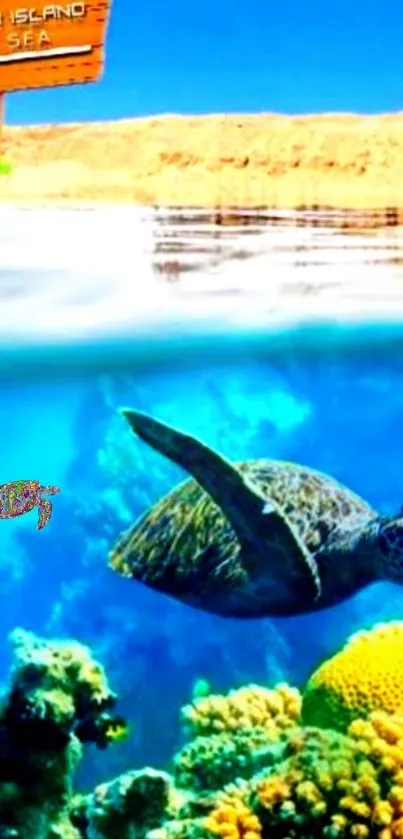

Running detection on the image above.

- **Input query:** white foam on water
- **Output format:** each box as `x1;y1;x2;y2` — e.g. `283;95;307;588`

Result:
0;206;170;342
1;207;403;358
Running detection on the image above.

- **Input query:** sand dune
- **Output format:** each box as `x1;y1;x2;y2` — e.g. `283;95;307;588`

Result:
2;113;403;209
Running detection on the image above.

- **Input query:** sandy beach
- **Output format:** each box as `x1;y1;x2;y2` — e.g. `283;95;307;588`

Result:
2;113;403;209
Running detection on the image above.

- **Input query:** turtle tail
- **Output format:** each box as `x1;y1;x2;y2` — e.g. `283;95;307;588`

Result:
376;514;403;582
38;499;53;530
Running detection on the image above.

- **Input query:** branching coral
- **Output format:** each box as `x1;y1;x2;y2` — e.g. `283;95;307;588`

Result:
248;726;369;837
199;712;403;839
175;685;301;793
204;801;262;839
302;622;403;731
348;711;403;836
91;711;403;839
182;684;301;738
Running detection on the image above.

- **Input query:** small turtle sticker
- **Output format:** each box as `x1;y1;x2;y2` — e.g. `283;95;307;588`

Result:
0;480;60;530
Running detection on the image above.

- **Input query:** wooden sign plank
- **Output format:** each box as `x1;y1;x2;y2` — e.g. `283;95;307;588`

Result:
0;1;111;92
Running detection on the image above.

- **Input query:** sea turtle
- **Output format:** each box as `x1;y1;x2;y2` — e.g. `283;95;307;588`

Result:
0;480;60;530
109;409;403;618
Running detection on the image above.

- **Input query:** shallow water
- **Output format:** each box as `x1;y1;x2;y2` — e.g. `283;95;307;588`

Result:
2;209;403;792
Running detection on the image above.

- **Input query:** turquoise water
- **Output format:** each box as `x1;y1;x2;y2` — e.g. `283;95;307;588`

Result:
2;208;403;798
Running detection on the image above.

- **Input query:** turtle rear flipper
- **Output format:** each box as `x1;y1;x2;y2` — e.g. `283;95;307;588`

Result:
121;408;321;607
38;498;53;530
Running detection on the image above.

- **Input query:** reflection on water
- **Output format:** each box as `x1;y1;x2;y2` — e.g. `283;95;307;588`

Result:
153;208;403;288
1;208;403;354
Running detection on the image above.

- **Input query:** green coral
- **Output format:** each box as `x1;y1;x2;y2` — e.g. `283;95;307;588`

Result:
174;728;283;792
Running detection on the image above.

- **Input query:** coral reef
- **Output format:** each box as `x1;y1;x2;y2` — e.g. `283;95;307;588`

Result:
173;684;301;792
81;625;403;839
8;621;403;839
203;718;403;839
0;627;126;839
167;708;403;839
83;692;403;839
302;622;403;731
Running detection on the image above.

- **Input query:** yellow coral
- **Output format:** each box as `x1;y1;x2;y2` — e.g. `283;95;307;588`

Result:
245;722;403;839
346;712;403;838
199;708;403;839
215;783;250;811
330;812;349;835
204;802;262;839
182;683;301;738
392;818;403;838
255;776;291;808
351;826;370;838
102;719;130;744
350;713;403;778
302;622;403;731
198;704;403;839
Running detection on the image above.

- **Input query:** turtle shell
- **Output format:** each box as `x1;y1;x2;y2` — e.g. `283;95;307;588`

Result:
110;459;376;617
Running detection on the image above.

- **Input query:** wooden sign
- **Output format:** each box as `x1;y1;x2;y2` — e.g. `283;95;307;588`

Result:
0;1;111;92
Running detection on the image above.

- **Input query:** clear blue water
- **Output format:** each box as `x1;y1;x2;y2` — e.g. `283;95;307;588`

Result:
2;208;403;788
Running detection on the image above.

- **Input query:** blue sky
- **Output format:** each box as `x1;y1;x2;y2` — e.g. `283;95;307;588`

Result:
6;0;403;124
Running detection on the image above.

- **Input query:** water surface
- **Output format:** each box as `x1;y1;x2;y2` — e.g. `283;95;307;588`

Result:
2;207;403;365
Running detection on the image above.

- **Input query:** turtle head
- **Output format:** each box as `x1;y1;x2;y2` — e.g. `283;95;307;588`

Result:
40;485;61;497
375;514;403;582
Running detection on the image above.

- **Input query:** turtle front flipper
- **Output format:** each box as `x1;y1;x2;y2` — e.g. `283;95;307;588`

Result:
38;498;53;530
121;408;321;608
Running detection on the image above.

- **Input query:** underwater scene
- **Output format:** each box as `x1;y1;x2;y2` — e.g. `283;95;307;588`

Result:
3;208;403;839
